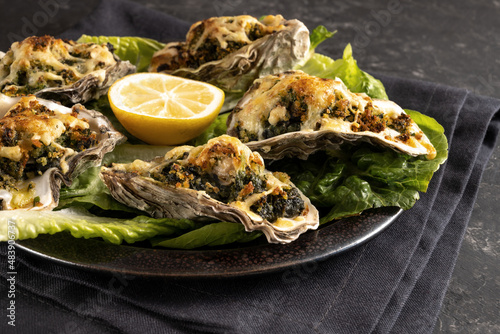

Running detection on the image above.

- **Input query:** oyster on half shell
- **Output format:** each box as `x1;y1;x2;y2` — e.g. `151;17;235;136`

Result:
227;70;437;160
0;94;126;210
149;15;310;111
0;36;136;105
100;135;319;244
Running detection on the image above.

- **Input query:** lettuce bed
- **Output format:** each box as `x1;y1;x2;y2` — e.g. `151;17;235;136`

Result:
0;29;447;249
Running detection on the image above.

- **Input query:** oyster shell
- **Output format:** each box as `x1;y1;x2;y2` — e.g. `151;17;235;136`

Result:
149;15;310;111
0;94;126;210
0;36;136;105
100;135;319;244
227;70;437;160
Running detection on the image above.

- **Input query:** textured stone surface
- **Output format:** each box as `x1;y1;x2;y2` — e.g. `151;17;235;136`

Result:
0;0;498;332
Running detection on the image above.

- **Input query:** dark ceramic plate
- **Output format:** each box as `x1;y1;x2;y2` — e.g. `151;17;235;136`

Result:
17;206;402;278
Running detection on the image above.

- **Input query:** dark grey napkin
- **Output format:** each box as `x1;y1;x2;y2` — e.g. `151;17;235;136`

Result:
1;0;499;333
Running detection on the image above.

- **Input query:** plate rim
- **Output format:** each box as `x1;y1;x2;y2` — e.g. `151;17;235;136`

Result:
16;206;403;278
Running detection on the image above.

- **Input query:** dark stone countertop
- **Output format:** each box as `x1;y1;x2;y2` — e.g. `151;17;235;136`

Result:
0;0;498;333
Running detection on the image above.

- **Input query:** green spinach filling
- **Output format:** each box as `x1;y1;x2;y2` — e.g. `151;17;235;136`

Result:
0;107;97;187
151;162;305;222
250;187;305;222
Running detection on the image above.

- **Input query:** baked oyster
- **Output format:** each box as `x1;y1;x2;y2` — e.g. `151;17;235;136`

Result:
100;135;319;243
149;15;310;111
0;35;136;105
227;70;436;160
0;94;126;210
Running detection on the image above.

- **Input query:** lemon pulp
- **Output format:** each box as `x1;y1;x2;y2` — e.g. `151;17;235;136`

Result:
108;73;224;145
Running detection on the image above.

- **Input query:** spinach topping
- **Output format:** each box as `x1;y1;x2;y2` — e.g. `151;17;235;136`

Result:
250;187;305;222
151;162;305;222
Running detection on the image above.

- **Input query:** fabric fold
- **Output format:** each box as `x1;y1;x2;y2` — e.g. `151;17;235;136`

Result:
372;86;500;333
390;113;500;333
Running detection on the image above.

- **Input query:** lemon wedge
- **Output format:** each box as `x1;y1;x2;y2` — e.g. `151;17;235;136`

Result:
108;73;224;145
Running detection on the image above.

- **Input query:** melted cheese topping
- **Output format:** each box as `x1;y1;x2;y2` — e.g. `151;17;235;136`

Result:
230;71;436;159
151;135;266;190
1;95;88;145
150;15;288;72
0;146;22;161
0;96;91;173
187;15;286;50
0;95;98;209
0;36;116;96
187;135;263;177
8;182;36;209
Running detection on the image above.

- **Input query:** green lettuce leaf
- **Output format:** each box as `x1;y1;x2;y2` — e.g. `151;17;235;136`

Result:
189;113;230;146
151;221;262;249
0;207;200;244
57;166;138;213
102;143;173;165
298;44;388;99
309;25;336;50
77;35;165;72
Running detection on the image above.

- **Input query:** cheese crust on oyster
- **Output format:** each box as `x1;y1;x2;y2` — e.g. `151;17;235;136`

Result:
227;70;436;160
100;135;319;244
149;15;310;111
0;94;126;210
0;36;136;104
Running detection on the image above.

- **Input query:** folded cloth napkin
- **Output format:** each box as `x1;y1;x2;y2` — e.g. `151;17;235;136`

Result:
1;0;499;333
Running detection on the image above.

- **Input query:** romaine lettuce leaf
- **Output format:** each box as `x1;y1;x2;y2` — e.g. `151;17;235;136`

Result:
77;35;165;72
298;44;388;99
151;221;262;249
309;25;336;50
0;207;200;245
189;113;230;147
57;166;138;213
